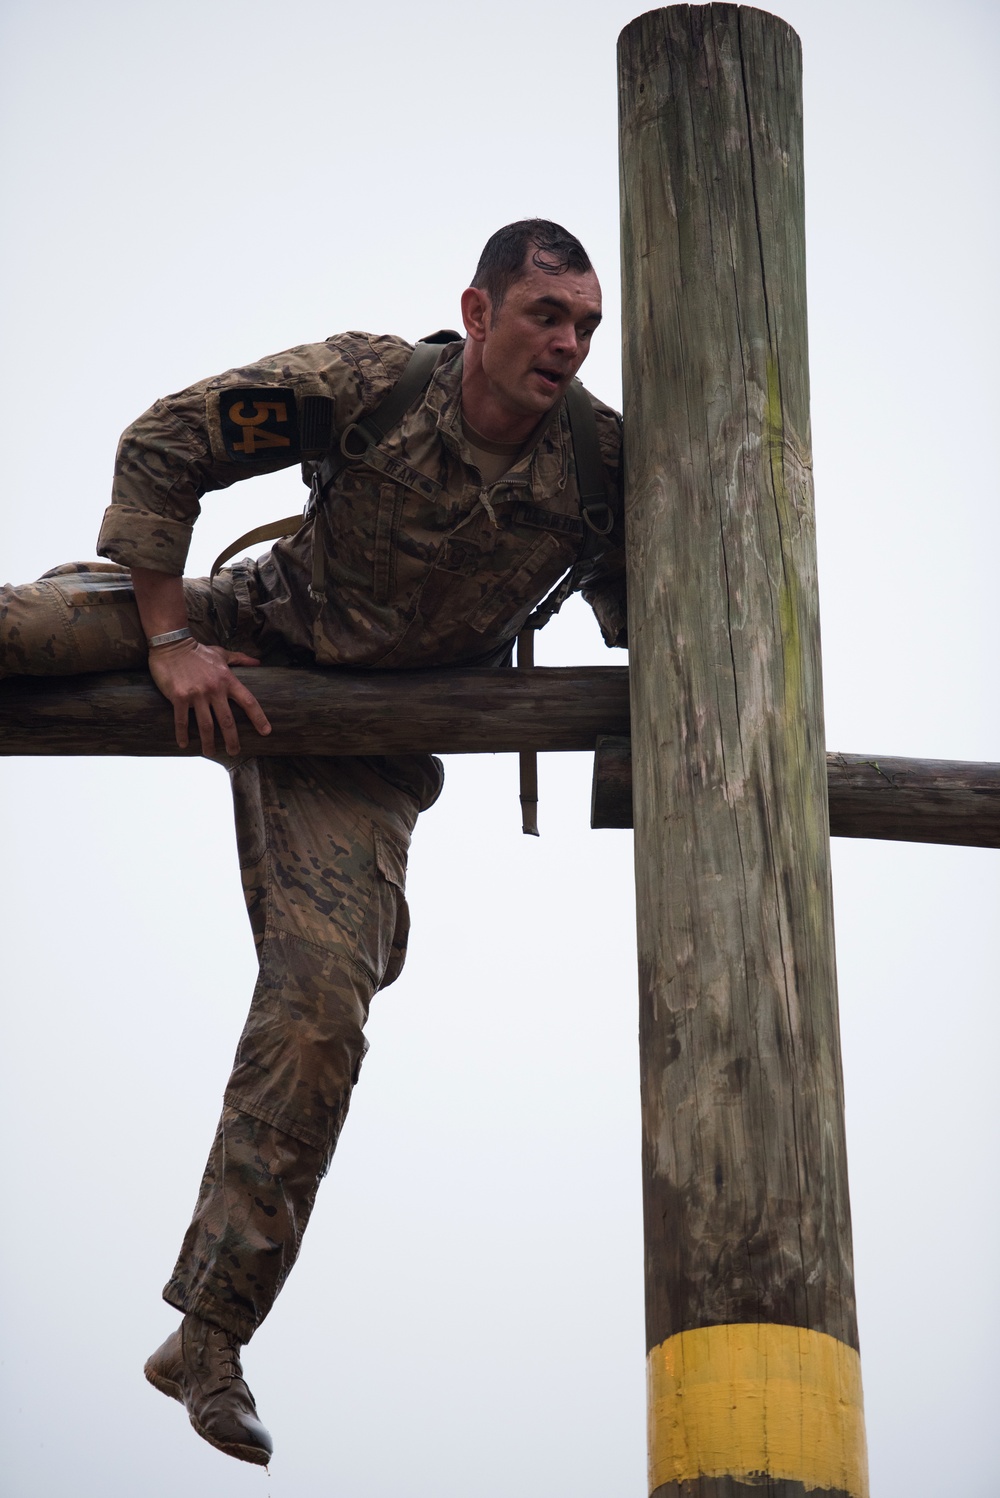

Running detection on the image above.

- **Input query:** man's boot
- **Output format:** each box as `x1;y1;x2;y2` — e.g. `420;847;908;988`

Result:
144;1311;273;1465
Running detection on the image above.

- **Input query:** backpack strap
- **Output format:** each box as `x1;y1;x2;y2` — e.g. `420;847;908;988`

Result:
565;379;615;553
514;383;620;835
312;331;460;505
211;331;461;578
521;382;620;636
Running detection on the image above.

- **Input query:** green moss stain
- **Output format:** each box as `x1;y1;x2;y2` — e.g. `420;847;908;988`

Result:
763;351;832;875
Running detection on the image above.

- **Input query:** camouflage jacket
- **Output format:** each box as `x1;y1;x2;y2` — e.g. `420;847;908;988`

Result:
98;333;627;669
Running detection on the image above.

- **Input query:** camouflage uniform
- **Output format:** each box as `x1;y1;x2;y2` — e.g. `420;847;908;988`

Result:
0;332;625;1341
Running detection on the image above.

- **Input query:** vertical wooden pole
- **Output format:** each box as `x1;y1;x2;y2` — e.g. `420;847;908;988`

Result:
618;8;868;1496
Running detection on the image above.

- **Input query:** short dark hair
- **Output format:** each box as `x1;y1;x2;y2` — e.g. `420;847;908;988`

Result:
471;219;592;313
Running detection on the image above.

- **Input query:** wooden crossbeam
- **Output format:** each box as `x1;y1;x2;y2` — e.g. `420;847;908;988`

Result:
590;735;1000;848
1;666;995;848
0;666;630;756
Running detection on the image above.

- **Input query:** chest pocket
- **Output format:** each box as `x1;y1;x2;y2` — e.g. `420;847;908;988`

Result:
437;536;490;576
467;529;570;634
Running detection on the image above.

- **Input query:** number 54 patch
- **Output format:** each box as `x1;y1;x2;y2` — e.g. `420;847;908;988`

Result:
218;387;300;462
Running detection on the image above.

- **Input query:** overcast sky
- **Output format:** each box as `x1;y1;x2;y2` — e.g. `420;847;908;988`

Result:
1;2;998;1495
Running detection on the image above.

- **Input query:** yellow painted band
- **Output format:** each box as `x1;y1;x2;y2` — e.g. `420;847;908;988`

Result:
647;1323;868;1496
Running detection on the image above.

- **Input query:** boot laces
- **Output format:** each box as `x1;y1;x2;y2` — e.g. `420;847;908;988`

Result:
205;1324;242;1388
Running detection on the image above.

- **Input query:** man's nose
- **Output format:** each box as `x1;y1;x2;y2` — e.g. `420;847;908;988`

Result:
550;323;578;358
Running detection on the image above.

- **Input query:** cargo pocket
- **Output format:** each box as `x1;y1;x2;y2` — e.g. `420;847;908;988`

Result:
6;563;147;676
356;823;411;990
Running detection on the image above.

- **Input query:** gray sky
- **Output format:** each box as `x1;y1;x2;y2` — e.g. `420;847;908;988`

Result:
1;2;998;1495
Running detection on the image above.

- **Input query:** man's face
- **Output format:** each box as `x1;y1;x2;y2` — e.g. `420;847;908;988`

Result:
471;252;603;421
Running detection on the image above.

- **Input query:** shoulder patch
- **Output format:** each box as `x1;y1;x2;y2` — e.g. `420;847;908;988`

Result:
219;388;300;462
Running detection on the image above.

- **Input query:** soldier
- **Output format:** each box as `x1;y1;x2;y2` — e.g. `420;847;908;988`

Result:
0;219;626;1465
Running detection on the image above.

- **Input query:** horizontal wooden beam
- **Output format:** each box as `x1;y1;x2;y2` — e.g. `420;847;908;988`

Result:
828;751;1000;846
591;734;1000;848
0;665;630;757
3;668;995;847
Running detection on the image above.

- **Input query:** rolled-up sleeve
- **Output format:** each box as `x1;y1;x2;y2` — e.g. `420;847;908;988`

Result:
98;400;211;571
97;332;407;574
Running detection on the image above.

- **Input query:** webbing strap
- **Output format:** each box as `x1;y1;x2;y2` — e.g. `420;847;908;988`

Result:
309;336;457;602
211;514;305;578
519;382;619;635
352;339;448;447
565;379;615;548
315;335;458;498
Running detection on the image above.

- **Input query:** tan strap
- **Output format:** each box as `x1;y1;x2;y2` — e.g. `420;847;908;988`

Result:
211;515;305;578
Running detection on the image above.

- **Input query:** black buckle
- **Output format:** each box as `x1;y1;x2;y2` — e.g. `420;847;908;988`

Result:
304;467;322;517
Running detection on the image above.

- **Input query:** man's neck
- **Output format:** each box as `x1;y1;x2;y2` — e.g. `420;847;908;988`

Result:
460;355;549;446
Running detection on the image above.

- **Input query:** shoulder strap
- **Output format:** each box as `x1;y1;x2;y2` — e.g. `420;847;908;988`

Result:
520;382;619;635
565;379;616;549
315;330;461;498
344;336;456;451
211;332;461;577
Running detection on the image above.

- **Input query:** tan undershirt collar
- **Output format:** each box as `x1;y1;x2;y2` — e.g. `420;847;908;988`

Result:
460;410;557;486
461;417;523;457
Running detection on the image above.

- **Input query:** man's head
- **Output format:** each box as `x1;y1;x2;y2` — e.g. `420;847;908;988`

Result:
460;219;602;439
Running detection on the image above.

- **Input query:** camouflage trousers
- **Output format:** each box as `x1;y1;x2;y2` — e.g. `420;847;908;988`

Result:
1;563;443;1343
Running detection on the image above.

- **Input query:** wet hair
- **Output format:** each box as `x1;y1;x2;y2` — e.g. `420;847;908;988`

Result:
471;219;592;314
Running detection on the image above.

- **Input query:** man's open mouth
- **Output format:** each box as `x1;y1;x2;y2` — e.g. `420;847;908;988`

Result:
535;367;563;390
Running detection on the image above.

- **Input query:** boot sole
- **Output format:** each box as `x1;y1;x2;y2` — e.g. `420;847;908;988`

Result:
144;1361;271;1466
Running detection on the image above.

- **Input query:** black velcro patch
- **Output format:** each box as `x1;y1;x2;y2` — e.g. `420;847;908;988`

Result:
219;388;300;462
299;395;335;456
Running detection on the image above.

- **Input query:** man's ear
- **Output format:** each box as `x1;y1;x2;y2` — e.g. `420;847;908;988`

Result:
461;285;492;343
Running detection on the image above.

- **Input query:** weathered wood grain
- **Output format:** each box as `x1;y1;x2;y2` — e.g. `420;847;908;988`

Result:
0;666;631;757
826;752;1000;846
591;736;1000;847
619;6;866;1495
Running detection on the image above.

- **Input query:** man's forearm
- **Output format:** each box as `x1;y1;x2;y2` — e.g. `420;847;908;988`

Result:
131;568;188;643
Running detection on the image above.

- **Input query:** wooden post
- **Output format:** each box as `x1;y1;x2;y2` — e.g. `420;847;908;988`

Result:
619;8;868;1496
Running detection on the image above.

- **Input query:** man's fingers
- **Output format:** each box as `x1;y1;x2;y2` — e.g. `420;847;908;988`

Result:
154;649;269;755
230;680;272;737
213;697;242;757
173;700;191;750
193;700;217;757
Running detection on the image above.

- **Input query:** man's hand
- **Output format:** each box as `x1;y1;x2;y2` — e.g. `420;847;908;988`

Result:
130;565;272;755
148;637;272;756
